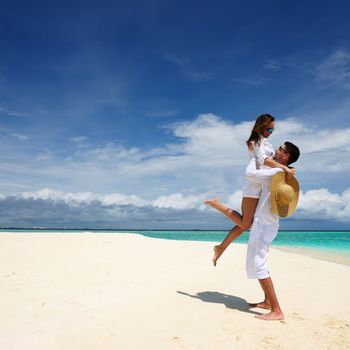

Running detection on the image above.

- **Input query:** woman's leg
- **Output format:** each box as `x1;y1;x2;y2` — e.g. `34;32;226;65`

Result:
205;197;258;230
209;197;259;266
204;198;242;224
213;225;245;266
240;197;259;230
205;197;259;265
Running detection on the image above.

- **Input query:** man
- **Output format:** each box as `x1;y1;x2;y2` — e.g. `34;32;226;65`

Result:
207;142;300;321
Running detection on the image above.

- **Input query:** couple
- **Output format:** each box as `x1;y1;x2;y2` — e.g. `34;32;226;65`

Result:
205;114;300;321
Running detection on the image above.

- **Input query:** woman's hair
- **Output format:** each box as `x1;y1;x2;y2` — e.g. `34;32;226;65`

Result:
246;114;275;150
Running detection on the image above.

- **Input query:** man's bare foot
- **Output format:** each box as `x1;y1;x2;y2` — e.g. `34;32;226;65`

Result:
249;301;271;310
204;198;220;207
255;311;284;321
213;245;224;266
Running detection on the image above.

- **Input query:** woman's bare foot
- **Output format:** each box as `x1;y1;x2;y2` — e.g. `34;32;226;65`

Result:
204;198;221;207
255;311;284;321
213;245;224;266
205;198;243;226
249;301;271;310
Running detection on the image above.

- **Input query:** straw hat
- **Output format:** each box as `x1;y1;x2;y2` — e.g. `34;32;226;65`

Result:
270;172;300;217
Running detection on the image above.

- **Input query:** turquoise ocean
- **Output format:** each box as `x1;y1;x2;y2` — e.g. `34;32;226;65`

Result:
1;229;349;257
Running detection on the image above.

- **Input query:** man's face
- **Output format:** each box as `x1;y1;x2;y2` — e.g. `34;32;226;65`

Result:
275;144;289;163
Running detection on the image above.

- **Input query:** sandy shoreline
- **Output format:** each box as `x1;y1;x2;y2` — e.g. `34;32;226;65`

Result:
0;232;349;349
4;230;349;266
274;245;350;267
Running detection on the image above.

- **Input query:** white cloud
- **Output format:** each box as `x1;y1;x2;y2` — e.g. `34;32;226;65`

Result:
11;133;29;140
1;186;350;229
152;193;204;210
21;188;97;204
162;52;188;67
168;114;249;162
263;59;283;72
73;143;141;162
0;127;29;141
6;111;31;117
161;52;214;82
20;188;148;207
0;106;31;117
35;151;54;162
235;76;269;86
262;118;350;176
103;193;148;206
298;188;350;221
227;191;243;210
70;136;89;143
19;188;208;210
184;70;214;82
13;185;350;223
0;189;223;229
1;114;350;204
315;49;350;89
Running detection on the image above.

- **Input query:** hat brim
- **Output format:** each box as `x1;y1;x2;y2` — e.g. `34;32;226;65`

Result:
270;172;300;217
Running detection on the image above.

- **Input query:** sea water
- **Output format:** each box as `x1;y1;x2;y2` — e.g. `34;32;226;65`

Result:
1;229;349;255
138;230;349;250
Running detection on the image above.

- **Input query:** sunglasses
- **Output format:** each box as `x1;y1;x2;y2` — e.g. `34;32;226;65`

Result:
266;127;275;133
278;146;288;154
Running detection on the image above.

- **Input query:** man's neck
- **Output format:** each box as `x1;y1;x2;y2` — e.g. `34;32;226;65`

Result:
273;157;288;167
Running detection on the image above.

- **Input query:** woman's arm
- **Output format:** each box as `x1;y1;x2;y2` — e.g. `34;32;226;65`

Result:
252;141;295;179
264;157;293;171
252;141;268;167
245;157;284;185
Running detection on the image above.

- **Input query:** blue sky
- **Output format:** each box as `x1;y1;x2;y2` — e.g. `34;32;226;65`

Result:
0;0;350;229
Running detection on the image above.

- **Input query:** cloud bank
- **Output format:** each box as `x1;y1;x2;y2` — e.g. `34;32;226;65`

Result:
3;113;350;195
1;186;349;229
1;114;350;228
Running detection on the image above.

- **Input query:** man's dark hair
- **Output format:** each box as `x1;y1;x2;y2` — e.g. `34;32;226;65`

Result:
285;141;300;165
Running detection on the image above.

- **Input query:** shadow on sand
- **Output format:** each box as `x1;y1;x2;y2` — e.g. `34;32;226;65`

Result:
177;291;262;316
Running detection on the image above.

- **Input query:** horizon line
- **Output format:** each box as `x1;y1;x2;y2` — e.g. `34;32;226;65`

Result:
1;228;350;232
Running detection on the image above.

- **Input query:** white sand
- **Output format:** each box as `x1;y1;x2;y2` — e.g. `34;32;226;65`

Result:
0;232;349;350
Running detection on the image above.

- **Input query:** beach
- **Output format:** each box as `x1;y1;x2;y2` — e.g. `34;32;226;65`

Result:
0;232;349;349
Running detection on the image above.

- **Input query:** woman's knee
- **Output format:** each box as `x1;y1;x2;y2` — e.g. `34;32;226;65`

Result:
241;218;253;230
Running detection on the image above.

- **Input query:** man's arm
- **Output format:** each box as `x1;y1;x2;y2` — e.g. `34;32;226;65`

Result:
245;157;283;185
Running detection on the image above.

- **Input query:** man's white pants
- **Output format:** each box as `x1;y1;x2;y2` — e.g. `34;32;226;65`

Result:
246;218;279;279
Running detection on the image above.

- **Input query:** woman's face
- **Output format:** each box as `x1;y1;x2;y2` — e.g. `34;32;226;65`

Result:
261;120;275;138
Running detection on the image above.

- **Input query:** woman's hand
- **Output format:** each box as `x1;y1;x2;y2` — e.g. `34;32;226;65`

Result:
285;167;296;181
